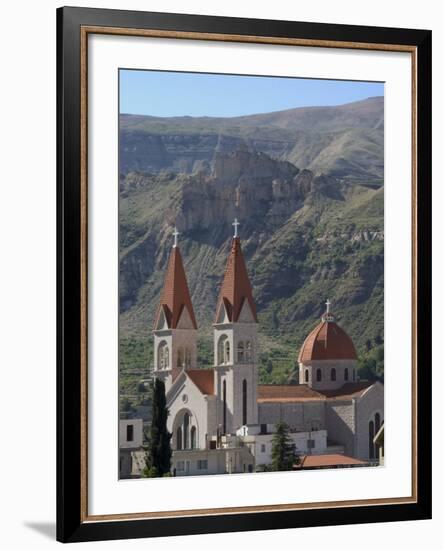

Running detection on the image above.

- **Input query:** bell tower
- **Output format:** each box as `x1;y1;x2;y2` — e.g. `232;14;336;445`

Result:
213;219;258;434
153;228;198;392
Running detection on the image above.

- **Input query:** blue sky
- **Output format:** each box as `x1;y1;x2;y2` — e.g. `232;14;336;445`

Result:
119;69;384;118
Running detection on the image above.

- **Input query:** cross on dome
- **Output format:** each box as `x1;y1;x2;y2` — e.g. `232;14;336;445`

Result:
172;227;180;248
322;298;335;323
232;218;240;238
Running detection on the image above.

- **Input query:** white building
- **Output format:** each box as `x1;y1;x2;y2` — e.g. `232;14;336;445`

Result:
151;224;384;476
119;418;145;478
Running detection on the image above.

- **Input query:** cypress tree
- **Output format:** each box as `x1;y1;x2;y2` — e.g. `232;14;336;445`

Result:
143;378;172;477
271;422;299;471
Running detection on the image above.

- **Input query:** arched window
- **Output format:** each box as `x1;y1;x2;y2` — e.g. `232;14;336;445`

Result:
242;379;247;426
369;420;375;459
374;413;381;458
190;426;196;450
316;369;322;382
344;368;349;381
158;341;169;369
222;380;227;434
176;427;182;450
218;335;230;365
375;413;381;433
305;369;309;383
237;341;245;363
331;368;336;381
245;341;252;363
183;413;189;449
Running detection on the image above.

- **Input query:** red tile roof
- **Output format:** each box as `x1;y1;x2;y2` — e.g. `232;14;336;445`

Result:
257;382;373;403
215;237;258;323
187;369;215;395
257;385;325;403
154;246;197;330
298;319;357;362
297;454;367;468
319;381;373;399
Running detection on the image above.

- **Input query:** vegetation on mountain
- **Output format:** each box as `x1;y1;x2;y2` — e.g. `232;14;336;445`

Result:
118;98;385;408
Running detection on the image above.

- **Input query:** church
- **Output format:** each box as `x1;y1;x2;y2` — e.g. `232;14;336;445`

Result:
152;223;384;476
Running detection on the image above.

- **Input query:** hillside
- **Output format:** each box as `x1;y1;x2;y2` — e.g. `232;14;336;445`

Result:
120;96;383;185
119;122;384;402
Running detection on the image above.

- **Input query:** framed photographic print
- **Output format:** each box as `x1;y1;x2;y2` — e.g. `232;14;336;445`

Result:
57;6;432;543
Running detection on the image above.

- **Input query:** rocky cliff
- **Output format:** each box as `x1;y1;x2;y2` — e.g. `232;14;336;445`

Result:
120;96;384;186
119;147;384;380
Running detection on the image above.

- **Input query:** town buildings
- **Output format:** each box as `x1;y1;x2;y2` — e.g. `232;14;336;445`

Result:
145;223;384;476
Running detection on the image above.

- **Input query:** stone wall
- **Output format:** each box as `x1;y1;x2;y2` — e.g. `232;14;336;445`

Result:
354;382;384;460
258;401;326;432
325;400;356;456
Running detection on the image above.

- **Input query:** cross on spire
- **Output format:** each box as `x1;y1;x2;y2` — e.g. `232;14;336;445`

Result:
325;299;331;314
232;218;240;238
172;227;180;248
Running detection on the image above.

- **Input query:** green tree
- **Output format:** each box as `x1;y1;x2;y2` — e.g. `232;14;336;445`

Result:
143;378;172;477
271;422;300;471
120;397;132;413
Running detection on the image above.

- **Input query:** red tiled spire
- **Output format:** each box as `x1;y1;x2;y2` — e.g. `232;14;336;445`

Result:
154;246;197;330
215;237;258;323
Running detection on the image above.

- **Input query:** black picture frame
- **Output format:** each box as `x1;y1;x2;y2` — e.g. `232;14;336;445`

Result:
57;6;432;543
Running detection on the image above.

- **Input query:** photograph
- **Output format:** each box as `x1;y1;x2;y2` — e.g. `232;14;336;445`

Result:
118;70;385;479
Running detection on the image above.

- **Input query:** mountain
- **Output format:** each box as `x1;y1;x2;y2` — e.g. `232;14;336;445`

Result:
118;97;384;402
119;136;384;393
119;97;383;186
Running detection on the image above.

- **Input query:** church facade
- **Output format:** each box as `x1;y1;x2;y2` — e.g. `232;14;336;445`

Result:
152;226;384;476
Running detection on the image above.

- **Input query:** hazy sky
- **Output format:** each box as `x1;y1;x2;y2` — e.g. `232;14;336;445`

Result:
119;69;384;118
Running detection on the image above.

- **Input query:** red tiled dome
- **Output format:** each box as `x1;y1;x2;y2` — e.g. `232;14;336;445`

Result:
298;318;357;362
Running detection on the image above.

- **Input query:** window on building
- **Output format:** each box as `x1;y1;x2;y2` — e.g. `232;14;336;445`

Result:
158;341;169;369
177;347;184;368
245;341;252;363
225;340;230;363
353;369;356;381
344;367;349;381
374;413;381;458
305;369;309;383
176;461;184;471
218;335;231;365
375;413;381;433
222;380;227;434
126;424;134;442
183;413;190;449
316;369;322;382
197;460;208;470
242;379;247;425
261;444;266;453
331;368;336;381
190;426;196;450
307;439;315;449
176;427;182;450
237;341;245;363
260;424;267;435
369;420;375;459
